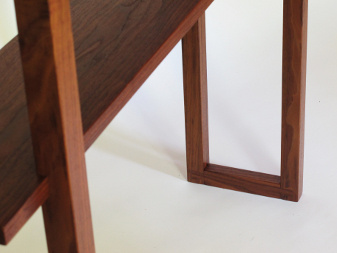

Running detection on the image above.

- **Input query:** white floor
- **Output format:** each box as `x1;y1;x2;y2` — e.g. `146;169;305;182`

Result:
2;1;337;252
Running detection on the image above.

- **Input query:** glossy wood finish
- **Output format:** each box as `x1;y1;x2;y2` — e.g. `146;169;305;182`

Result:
281;0;308;201
182;14;209;185
0;0;213;246
183;0;308;202
14;0;95;252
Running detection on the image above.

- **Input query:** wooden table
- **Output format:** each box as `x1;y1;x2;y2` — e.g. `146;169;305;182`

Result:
0;0;308;251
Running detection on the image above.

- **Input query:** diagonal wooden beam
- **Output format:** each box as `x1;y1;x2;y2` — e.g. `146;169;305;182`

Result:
14;0;95;252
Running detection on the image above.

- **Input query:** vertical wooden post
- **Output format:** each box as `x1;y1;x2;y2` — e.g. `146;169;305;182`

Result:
182;13;209;184
281;0;308;201
14;0;95;252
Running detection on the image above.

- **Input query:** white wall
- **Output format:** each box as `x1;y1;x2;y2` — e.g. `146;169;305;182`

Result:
0;0;17;47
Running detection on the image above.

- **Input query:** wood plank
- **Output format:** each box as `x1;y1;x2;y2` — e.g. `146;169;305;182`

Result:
204;164;295;200
182;14;209;184
13;0;95;252
206;164;281;187
0;0;213;245
281;0;308;202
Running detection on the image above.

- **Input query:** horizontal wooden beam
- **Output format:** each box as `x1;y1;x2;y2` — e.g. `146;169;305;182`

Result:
200;164;296;201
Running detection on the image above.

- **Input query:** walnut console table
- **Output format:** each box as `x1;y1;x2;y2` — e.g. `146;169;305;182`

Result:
0;0;307;251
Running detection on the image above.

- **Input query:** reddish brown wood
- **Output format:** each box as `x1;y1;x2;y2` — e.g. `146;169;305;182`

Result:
0;178;49;245
182;14;209;184
206;164;281;187
204;164;295;200
0;0;213;245
281;0;308;202
14;0;95;252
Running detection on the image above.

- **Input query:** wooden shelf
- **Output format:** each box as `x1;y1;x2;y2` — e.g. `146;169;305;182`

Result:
0;0;213;245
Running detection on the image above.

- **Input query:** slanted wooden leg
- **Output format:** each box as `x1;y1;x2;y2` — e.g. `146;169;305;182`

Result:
182;13;209;184
14;0;95;252
281;0;308;201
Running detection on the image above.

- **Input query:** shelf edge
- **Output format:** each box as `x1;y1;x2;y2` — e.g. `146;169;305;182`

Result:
0;177;49;245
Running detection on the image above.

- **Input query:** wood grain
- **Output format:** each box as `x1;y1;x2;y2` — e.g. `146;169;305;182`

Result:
182;14;209;184
281;0;308;201
78;0;214;148
0;0;213;245
204;164;295;200
14;0;95;252
0;40;47;245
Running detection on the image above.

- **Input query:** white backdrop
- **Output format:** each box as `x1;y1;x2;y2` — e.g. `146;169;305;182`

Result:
1;0;337;252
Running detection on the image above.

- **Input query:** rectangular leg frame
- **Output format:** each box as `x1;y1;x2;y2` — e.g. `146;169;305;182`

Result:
183;0;308;202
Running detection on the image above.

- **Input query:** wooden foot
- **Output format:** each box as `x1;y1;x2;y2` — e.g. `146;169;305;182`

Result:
14;0;95;252
183;1;308;202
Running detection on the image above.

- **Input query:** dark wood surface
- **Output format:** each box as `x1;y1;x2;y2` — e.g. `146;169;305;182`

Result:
182;14;209;185
0;40;48;245
0;0;213;245
73;0;214;148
